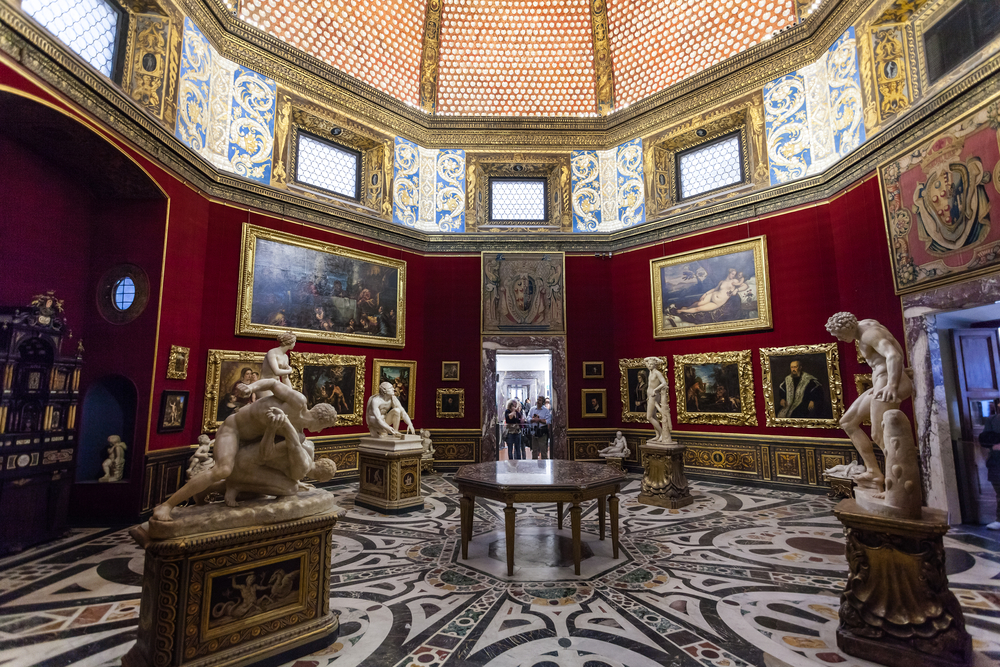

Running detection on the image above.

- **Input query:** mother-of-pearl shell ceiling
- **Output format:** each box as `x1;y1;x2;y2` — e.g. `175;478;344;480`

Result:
240;0;798;117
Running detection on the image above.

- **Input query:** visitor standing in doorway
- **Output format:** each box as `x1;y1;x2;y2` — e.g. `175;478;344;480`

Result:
504;399;524;460
980;398;1000;529
528;395;551;459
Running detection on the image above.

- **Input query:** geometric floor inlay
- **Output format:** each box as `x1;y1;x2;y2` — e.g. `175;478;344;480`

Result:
0;476;998;666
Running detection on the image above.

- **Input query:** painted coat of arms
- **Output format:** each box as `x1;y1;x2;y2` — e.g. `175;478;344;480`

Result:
881;97;1000;293
481;252;566;334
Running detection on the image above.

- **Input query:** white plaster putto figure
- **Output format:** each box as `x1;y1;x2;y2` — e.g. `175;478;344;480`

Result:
99;436;127;482
599;431;630;458
420;428;435;457
187;434;216;480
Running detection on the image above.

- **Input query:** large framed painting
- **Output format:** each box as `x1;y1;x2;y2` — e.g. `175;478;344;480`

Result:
202;350;266;433
619;357;652;423
372;359;417;420
759;343;844;428
650;236;771;339
674;350;757;426
481;252;566;334
237;224;406;347
880;94;1000;294
289;352;365;426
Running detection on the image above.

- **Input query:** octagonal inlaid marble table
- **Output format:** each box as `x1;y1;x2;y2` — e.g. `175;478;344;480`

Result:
455;460;627;575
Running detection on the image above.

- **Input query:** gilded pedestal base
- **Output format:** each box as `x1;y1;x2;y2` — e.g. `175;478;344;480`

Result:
355;435;424;514
421;455;435;474
834;499;972;667
824;474;855;500
637;441;693;509
604;456;623;472
123;511;339;667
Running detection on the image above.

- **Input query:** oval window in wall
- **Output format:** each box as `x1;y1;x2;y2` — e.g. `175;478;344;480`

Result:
97;264;149;324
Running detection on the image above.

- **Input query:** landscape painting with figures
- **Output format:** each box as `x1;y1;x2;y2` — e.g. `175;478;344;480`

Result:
290;352;365;426
205;554;305;634
651;236;771;339
238;225;405;347
374;359;416;419
674;350;757;426
683;363;742;414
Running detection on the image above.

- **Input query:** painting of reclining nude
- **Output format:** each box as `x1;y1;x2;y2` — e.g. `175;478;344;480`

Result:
237;224;406;347
650;236;771;339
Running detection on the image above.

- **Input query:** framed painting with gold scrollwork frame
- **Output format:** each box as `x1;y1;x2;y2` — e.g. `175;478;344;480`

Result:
202;350;266;433
650;236;771;340
289;352;365;426
237;223;406;347
373;359;417;420
674;350;757;426
759;343;844;428
166;344;190;380
619;357;654;423
436;388;465;418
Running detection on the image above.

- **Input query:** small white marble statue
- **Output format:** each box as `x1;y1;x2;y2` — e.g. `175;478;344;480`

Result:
420;428;435;458
826;312;914;493
644;356;674;443
152;378;338;522
879;409;922;519
187;435;215;481
366;381;416;438
823;460;865;478
599;431;630;458
99;436;127;482
256;332;296;400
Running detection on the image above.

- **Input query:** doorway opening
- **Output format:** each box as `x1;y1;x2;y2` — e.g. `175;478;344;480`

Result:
938;302;1000;527
496;351;552;461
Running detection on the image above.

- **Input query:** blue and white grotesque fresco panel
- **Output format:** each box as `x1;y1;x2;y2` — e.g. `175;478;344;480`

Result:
435;149;466;233
393;137;420;228
826;27;866;158
571;150;602;232
764;72;811;185
616;138;645;230
228;66;277;184
176;17;212;153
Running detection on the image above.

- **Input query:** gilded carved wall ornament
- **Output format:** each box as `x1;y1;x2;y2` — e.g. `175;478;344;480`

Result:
418;0;443;114
127;16;170;116
871;25;911;118
271;94;291;186
588;0;614;116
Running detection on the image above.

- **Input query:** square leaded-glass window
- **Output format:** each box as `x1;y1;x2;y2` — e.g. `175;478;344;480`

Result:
676;132;745;200
489;178;548;222
22;0;123;78
295;132;361;200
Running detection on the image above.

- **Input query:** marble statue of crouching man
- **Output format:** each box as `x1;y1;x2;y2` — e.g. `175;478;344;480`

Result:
152;378;338;522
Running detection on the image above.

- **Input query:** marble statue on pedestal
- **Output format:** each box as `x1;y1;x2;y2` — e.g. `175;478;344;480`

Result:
644;356;674;443
152;377;338;522
256;332;296;399
599;431;630;458
187;435;215;480
366;381;416;438
99;436;127;482
420;428;435;457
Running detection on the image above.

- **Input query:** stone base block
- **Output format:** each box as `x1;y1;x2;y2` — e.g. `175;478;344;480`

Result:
421;456;435;474
834;499;972;667
123;511;339;667
638;441;693;508
603;457;623;472
355;435;424;514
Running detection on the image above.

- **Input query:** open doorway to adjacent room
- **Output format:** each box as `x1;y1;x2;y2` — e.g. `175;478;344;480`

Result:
938;302;1000;527
496;351;552;461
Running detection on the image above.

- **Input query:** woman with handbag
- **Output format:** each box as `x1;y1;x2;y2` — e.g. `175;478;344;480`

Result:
504;400;524;460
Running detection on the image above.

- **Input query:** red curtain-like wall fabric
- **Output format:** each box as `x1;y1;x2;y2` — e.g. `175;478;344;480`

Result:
0;58;905;461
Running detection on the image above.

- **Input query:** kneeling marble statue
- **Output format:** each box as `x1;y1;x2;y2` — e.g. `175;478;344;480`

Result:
367;381;416;438
153;378;338;522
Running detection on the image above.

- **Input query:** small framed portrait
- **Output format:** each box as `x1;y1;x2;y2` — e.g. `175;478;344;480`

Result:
290;352;366;426
760;343;844;428
674;350;757;426
166;344;190;380
855;373;873;425
582;388;607;418
583;361;604;379
373;359;417;419
442;361;460;381
619;357;655;423
158;390;189;433
436;388;465;418
202;350;266;433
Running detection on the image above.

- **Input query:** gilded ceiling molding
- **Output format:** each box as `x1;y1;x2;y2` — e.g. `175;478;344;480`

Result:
270;93;291;187
588;0;614;116
418;0;442;114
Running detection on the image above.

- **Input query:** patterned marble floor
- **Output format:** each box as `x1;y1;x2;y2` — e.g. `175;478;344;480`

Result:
1;476;999;667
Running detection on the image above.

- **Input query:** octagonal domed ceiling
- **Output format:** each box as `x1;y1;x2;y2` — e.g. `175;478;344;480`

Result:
240;0;798;117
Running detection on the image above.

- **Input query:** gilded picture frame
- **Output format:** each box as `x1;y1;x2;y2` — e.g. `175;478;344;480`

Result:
855;373;873;425
583;361;604;379
442;361;460;381
650;236;771;339
674;350;757;426
436;388;465;418
289;352;365;426
166;344;190;380
582;388;607;418
619;357;653;423
237;223;406;347
158;390;189;433
759;343;844;428
373;359;417;420
202;350;266;433
481;251;567;335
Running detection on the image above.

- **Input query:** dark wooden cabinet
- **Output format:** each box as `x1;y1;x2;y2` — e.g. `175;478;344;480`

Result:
0;300;82;553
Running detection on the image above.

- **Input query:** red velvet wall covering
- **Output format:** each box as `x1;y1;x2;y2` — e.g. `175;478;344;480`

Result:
1;59;906;516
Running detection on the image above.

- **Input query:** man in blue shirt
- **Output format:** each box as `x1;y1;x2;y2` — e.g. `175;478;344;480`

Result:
527;395;551;460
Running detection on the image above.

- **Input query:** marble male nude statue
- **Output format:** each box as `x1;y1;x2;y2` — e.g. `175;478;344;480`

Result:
366;381;416;438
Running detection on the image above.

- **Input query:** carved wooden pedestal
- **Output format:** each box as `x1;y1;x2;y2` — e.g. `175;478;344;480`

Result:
421;455;435;474
834;499;972;667
355;435;424;514
123;512;339;667
637;441;693;509
604;457;623;472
